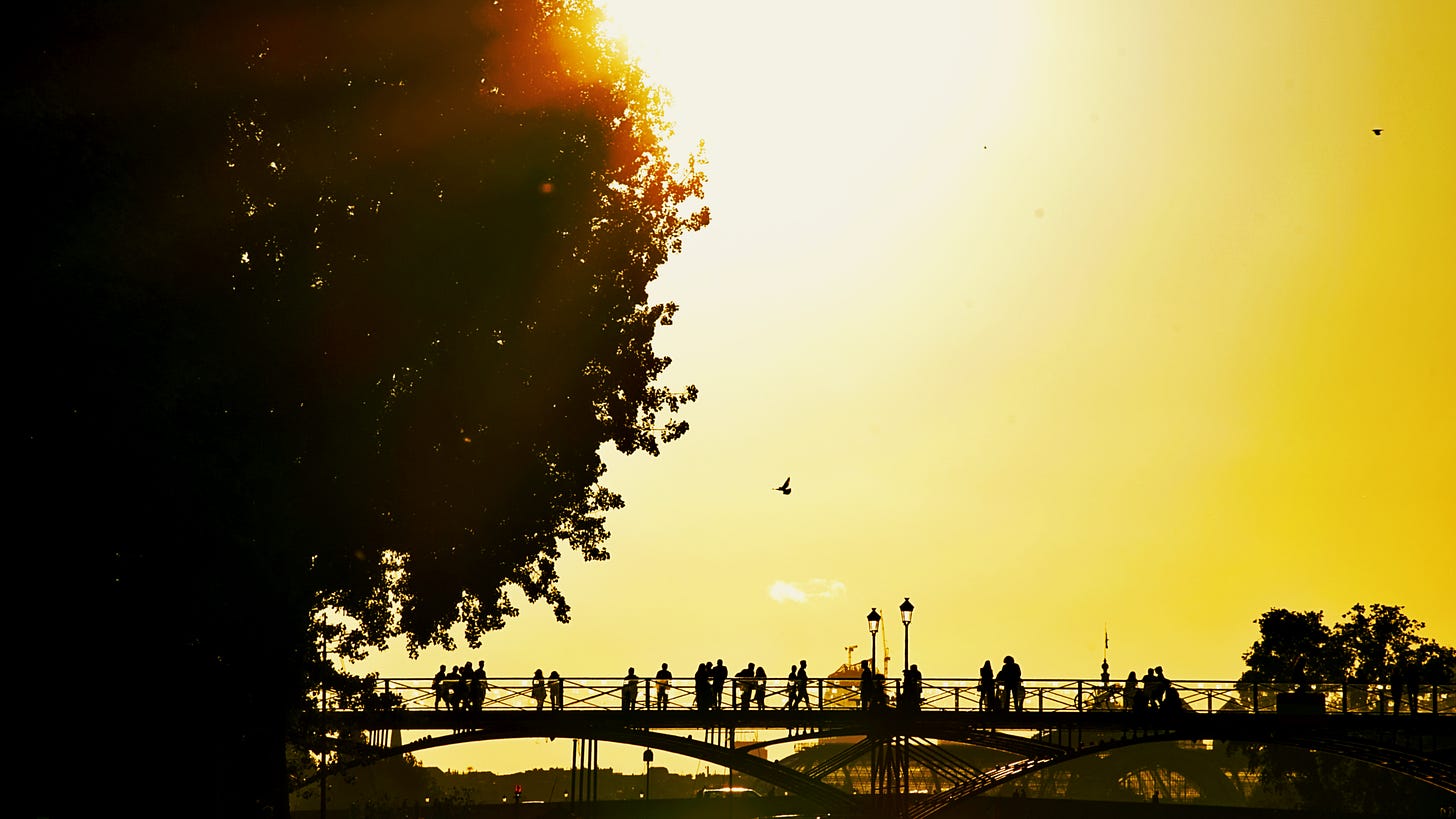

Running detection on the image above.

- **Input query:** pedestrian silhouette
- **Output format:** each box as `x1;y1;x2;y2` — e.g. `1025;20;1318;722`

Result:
903;664;923;709
712;660;728;708
472;660;488;711
622;667;639;710
446;665;462;711
531;669;546;711
736;663;756;711
694;662;710;711
773;477;791;495
432;664;447;710
655;663;672;710
861;670;885;708
755;665;768;709
795;660;810;709
1143;668;1160;712
1154;666;1178;712
548;670;564;710
997;655;1024;712
979;660;996;711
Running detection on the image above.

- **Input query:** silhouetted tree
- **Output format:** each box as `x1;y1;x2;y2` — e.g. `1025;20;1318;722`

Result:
1235;604;1455;809
14;2;706;815
1333;603;1452;688
1239;608;1348;685
1241;604;1454;687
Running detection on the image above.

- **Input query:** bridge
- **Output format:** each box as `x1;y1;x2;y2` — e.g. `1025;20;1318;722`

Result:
307;675;1456;817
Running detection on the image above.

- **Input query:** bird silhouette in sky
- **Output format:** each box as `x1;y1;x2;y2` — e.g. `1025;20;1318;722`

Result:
1373;128;1383;135
773;477;792;495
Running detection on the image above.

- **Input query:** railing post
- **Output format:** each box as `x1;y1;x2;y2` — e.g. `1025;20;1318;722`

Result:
817;678;823;710
1077;680;1083;712
954;686;960;712
1341;683;1347;714
1253;684;1259;715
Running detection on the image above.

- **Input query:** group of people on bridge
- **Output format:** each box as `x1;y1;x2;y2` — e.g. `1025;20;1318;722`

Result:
620;664;675;710
620;655;827;708
977;656;1027;712
431;661;490;712
423;656;1192;714
1124;666;1181;713
854;660;925;709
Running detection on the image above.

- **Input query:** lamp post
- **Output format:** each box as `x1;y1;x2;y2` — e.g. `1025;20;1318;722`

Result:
642;749;653;800
867;608;882;674
899;598;914;673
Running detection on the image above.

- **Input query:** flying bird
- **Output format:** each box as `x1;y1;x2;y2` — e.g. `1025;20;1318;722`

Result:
1373;128;1383;135
773;477;792;495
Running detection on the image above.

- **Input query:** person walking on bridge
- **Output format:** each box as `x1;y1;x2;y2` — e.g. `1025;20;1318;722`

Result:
531;669;546;711
785;662;807;710
432;664;447;710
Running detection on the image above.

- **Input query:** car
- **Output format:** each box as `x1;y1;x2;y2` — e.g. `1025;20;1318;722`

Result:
695;786;762;799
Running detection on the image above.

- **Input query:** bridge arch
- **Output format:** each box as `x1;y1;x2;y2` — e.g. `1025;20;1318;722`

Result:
309;688;1455;817
909;727;1456;818
312;725;861;814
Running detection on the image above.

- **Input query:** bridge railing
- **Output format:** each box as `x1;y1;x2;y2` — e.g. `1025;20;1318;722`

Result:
326;677;1456;716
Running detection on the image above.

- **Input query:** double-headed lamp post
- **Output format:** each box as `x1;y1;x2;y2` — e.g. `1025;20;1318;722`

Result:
866;608;882;674
900;597;914;673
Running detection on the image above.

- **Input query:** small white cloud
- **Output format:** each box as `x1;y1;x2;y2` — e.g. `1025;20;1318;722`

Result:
769;578;846;604
769;581;806;603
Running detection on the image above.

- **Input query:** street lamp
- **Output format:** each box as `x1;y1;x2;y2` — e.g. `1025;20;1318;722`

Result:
900;598;914;673
642;749;653;800
867;608;882;674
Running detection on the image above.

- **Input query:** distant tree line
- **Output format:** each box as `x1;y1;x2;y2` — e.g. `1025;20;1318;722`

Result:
289;753;768;812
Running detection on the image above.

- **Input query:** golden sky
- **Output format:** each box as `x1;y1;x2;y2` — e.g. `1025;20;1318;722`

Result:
354;0;1455;775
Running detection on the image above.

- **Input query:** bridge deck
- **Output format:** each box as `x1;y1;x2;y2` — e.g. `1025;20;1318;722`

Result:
322;705;1456;738
330;676;1456;719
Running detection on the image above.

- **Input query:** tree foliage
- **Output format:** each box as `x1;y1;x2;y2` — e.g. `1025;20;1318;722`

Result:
15;1;705;814
1240;603;1455;685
